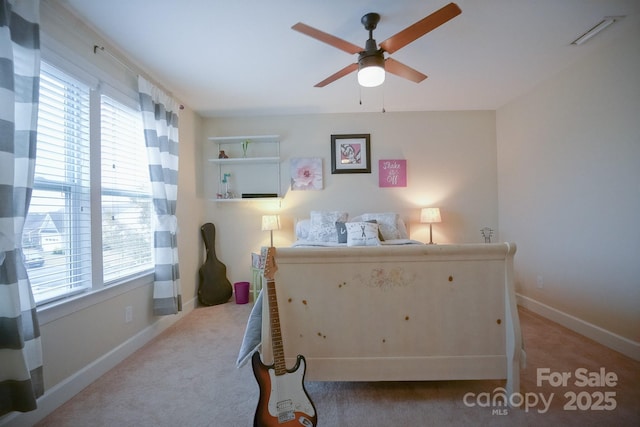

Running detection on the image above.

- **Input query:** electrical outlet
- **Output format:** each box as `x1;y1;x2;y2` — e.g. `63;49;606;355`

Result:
125;306;133;323
536;275;544;289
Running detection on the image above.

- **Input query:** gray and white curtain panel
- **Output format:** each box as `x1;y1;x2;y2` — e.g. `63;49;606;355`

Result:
0;0;44;416
138;76;182;315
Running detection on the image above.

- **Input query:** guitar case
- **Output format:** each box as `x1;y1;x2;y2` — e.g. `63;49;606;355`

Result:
198;223;233;306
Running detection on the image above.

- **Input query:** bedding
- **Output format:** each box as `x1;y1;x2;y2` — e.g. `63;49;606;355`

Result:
306;210;348;242
291;238;422;247
236;290;263;368
294;211;414;247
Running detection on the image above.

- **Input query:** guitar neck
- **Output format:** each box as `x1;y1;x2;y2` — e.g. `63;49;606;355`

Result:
266;278;287;376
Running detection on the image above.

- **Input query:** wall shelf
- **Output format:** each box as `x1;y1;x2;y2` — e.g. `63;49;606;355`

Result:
208;157;280;165
208;135;281;202
210;197;281;203
208;134;280;143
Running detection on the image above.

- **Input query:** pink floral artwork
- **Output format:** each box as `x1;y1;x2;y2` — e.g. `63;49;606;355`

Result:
290;157;323;190
379;159;407;187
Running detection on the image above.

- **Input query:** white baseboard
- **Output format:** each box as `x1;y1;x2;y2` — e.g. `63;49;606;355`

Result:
516;293;640;362
1;298;196;427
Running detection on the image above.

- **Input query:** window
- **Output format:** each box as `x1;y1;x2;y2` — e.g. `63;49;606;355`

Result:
27;62;92;304
100;96;153;283
25;62;153;305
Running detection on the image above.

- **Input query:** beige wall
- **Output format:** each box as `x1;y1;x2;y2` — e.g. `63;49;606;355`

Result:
496;18;640;342
202;111;498;283
37;1;205;390
177;109;207;304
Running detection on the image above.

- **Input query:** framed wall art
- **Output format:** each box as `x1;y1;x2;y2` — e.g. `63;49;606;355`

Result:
330;134;371;174
379;159;407;187
290;157;323;190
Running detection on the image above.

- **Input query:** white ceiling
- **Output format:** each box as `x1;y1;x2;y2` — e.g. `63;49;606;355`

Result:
58;0;640;117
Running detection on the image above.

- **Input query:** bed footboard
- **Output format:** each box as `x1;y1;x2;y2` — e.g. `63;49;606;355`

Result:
261;243;522;395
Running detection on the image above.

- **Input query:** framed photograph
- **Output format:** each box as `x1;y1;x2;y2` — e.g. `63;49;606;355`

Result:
331;134;371;174
379;159;407;187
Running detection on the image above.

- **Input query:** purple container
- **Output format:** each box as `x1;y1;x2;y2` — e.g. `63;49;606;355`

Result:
234;281;250;304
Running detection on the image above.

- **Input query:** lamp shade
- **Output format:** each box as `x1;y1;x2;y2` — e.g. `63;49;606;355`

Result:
261;215;281;231
420;208;441;224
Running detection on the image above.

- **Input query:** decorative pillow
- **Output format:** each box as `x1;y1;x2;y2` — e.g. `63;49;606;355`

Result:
295;219;311;240
337;220;382;243
308;211;348;242
346;222;381;247
396;218;409;239
359;213;402;240
335;221;348;243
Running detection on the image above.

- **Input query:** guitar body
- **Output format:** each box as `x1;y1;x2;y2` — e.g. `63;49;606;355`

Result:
252;351;317;427
252;247;317;426
197;223;232;306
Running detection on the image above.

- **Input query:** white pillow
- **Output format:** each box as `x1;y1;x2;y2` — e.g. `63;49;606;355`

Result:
359;212;403;240
295;219;310;240
346;222;381;246
396;218;409;239
308;211;349;242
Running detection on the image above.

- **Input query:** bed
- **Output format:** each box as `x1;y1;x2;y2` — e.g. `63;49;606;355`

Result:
237;212;524;396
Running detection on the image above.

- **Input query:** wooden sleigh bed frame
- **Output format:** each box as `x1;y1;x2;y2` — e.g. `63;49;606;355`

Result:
259;243;524;395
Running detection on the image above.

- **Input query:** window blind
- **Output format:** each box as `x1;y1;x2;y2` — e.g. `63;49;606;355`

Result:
27;62;92;304
100;95;154;283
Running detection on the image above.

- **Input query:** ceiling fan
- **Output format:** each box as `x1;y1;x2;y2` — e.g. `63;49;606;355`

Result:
292;2;462;88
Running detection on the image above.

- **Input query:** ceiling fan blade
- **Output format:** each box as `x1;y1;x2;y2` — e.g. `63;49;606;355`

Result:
385;58;427;83
292;22;363;55
379;2;462;54
314;63;358;87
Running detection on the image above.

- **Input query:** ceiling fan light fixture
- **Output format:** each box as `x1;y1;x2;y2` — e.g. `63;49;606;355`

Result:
294;3;462;88
357;53;385;87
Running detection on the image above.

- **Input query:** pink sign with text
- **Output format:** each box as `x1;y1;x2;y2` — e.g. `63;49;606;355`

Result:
379;159;407;187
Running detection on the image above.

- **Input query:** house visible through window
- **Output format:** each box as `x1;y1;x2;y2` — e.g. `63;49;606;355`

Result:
25;62;153;305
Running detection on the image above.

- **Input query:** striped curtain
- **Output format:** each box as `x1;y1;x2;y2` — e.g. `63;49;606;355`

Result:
0;0;44;416
138;76;182;315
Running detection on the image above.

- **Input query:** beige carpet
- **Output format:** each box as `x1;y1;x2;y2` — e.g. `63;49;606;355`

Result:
35;302;639;427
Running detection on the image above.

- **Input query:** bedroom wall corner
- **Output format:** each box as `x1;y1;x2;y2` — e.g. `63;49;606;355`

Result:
496;15;640;352
177;106;207;304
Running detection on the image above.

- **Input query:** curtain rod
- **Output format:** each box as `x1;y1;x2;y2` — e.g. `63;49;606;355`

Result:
93;45;184;110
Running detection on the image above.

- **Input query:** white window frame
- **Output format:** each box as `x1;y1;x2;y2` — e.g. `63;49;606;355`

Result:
28;61;93;305
34;46;155;324
100;94;154;285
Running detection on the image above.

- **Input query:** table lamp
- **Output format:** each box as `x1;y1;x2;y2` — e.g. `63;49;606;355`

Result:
420;207;441;244
261;214;281;247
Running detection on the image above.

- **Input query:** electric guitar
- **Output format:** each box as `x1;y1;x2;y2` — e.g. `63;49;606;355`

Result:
252;247;317;427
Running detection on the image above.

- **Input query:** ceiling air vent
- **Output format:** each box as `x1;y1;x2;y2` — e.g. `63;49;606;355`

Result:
571;16;625;45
